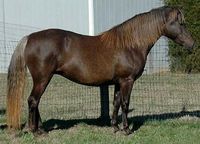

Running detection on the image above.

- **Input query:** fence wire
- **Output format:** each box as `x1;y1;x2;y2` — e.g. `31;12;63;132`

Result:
0;2;200;124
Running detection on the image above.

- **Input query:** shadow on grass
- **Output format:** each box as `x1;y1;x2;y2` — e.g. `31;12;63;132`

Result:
42;117;111;132
42;110;200;132
1;110;199;132
0;124;7;130
0;109;6;115
0;109;7;130
130;110;200;131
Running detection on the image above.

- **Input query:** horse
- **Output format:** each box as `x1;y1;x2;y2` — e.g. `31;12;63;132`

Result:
7;6;195;135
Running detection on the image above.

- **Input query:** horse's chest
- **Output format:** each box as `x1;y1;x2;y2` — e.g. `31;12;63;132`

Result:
115;50;147;79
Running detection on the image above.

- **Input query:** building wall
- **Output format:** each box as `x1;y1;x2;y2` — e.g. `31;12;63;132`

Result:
93;0;163;34
0;0;89;39
0;0;90;72
0;0;168;73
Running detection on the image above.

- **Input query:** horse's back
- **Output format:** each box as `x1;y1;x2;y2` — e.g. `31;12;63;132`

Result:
24;29;116;85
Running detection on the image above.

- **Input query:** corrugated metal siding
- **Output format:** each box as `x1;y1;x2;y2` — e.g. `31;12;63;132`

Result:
93;0;163;34
1;0;89;36
0;0;89;72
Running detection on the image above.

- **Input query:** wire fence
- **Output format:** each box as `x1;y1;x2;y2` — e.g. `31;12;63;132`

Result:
0;2;200;124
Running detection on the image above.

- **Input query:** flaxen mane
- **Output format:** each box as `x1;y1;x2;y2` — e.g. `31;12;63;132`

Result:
100;6;184;49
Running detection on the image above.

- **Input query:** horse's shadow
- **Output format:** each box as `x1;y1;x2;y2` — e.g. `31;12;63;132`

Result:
0;109;199;132
42;110;200;132
130;110;200;131
0;109;7;130
42;117;111;132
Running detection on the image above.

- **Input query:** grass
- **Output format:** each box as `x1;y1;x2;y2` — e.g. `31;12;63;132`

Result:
0;72;200;121
0;72;200;143
0;118;200;144
28;73;200;119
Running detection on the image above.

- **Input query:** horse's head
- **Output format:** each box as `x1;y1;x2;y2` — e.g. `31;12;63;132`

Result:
164;7;195;50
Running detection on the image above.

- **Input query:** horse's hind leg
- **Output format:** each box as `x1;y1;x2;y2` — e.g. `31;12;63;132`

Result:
28;75;52;133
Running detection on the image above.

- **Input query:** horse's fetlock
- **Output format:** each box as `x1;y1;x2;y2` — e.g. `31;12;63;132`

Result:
28;97;38;108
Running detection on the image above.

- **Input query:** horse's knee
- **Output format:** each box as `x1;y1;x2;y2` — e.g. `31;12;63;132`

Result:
113;99;120;107
113;92;121;106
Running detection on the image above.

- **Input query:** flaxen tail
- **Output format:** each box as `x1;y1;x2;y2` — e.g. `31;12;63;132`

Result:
7;36;28;129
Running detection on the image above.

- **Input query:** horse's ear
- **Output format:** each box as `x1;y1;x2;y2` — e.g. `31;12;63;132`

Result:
177;9;185;24
165;7;184;24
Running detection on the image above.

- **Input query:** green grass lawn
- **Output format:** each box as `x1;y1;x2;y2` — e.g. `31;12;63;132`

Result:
1;72;199;120
0;118;199;144
0;72;200;143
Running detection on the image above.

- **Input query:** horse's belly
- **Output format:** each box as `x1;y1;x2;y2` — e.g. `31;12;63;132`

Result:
62;71;113;86
57;62;114;86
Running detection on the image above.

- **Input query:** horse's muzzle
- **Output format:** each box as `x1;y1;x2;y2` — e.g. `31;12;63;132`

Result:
186;41;196;54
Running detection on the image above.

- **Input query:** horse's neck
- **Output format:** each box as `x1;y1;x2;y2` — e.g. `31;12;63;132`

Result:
130;13;164;48
143;34;162;56
125;34;161;63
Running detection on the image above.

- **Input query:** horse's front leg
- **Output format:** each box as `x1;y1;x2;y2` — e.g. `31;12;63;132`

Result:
111;84;121;132
119;77;134;135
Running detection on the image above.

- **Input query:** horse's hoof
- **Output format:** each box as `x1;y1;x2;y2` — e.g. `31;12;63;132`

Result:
22;125;32;134
113;125;120;133
122;128;132;135
34;128;47;136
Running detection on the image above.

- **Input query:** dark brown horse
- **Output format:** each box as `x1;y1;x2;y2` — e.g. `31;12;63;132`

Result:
7;6;194;135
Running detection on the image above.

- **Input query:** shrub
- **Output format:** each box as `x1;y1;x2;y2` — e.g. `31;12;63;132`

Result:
165;0;200;73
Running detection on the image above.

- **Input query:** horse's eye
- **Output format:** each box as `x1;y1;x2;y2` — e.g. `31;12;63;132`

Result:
170;21;175;25
180;23;185;27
